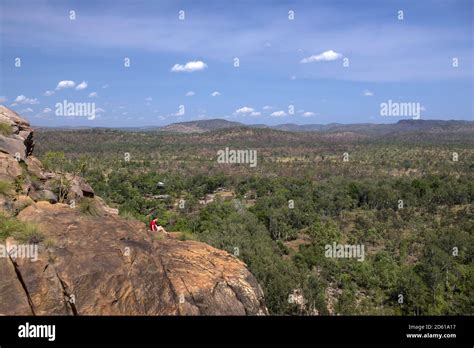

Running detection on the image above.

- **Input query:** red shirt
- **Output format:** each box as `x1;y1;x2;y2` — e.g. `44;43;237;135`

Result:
150;220;157;231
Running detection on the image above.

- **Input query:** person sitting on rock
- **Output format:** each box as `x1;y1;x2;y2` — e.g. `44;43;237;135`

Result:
149;217;158;232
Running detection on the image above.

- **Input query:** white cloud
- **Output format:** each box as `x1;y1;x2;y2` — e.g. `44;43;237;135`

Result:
262;105;273;110
290;75;297;80
250;111;261;116
363;90;374;96
102;84;109;89
211;91;220;97
185;91;195;97
75;81;88;90
302;112;316;117
88;92;98;98
235;106;254;114
0;96;6;103
56;80;76;90
43;90;54;96
145;97;153;101
270;110;287;117
95;108;105;114
300;50;342;63
171;60;207;73
14;95;39;104
43;108;52;113
20;108;34;113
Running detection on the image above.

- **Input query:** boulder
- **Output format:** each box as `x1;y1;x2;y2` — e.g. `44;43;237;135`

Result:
0;135;27;160
12;195;35;212
28;189;58;204
25;156;46;180
66;174;94;199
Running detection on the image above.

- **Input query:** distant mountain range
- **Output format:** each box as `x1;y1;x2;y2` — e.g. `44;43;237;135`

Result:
152;118;474;137
36;118;474;138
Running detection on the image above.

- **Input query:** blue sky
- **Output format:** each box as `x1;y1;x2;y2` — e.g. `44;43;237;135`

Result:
1;0;472;127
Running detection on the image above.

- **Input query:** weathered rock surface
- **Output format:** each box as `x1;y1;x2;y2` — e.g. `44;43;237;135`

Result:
0;106;268;315
0;106;34;157
0;135;27;160
3;202;266;315
28;188;58;204
0;152;23;182
25;156;46;180
66;174;95;199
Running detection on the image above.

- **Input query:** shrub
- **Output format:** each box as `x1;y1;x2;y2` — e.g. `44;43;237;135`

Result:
178;231;197;241
0;122;11;136
0;212;43;243
0;180;13;195
79;197;101;216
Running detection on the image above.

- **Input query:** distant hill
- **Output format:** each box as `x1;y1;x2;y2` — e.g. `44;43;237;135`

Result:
158;119;245;133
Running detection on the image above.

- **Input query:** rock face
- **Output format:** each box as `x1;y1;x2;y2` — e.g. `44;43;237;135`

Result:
0;106;268;315
0;106;95;206
0;105;34;158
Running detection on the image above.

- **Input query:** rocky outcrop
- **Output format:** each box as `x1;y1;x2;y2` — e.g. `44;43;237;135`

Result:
0;106;268;315
0;105;94;206
0;105;34;159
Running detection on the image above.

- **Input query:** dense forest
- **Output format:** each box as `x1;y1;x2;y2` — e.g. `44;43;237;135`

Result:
34;126;473;315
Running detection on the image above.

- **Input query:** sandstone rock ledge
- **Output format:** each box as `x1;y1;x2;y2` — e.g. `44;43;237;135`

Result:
0;202;267;315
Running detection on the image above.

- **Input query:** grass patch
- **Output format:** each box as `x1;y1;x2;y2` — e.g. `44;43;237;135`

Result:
178;231;198;241
0;212;43;243
43;238;56;249
0;122;11;136
79;197;102;216
0;180;13;196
